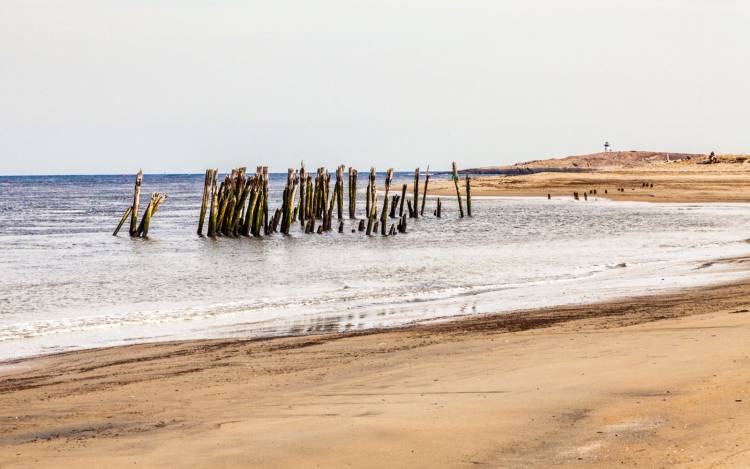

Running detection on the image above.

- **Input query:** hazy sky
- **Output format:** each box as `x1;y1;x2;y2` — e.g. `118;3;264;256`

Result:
2;0;749;174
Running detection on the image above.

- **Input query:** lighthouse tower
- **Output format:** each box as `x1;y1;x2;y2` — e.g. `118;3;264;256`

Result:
604;141;611;153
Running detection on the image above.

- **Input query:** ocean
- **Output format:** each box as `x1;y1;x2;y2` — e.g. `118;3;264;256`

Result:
2;173;750;361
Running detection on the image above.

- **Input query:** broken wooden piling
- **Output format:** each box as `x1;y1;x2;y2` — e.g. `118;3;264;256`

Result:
348;167;357;219
465;175;472;217
389;195;399;218
136;192;167;238
207;170;219;237
412;167;420;219
380;168;393;235
366;167;377;236
399;184;406;217
451;162;464;218
129;170;143;236
197;169;212;236
112;206;132;236
420;166;430;216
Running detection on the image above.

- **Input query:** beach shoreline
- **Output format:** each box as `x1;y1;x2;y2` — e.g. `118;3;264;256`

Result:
2;279;750;467
4;168;750;467
429;166;750;203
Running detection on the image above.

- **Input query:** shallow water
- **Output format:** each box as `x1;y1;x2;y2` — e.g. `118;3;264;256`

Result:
2;174;750;361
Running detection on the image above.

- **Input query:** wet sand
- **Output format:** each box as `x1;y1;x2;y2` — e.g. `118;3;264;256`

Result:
430;166;750;203
2;279;750;468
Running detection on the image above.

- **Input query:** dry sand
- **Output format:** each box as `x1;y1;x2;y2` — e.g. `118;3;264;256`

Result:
430;164;750;203
2;278;750;468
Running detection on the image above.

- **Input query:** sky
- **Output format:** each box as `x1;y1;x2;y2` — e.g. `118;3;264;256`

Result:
2;0;749;175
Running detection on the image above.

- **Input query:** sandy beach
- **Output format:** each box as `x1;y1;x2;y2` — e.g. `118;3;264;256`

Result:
430;164;750;203
3;164;750;467
2;276;750;468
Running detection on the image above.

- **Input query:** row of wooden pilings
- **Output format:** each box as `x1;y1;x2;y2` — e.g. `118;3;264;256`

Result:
195;162;473;238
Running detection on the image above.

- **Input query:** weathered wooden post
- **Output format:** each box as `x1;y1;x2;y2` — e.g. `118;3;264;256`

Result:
365;176;371;222
436;197;442;218
221;194;237;236
325;174;335;231
207;170;219;237
420;166;430;216
230;176;252;236
348;167;357;219
252;169;266;237
281;168;299;235
412;167;420;218
216;179;231;235
323;170;331;223
380;168;393;235
137;192;167;238
262;167;270;235
113;207;132;236
399;184;406;217
197;169;212;236
465;175;472;217
240;175;258;236
366;167;377;235
451;162;464;218
272;208;282;232
129;170;144;236
398;214;407;233
336;165;344;220
288;170;299;233
304;174;313;225
298;162;306;224
389;195;399;218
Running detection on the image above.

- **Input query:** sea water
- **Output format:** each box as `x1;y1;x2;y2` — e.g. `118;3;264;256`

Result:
2;173;750;361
